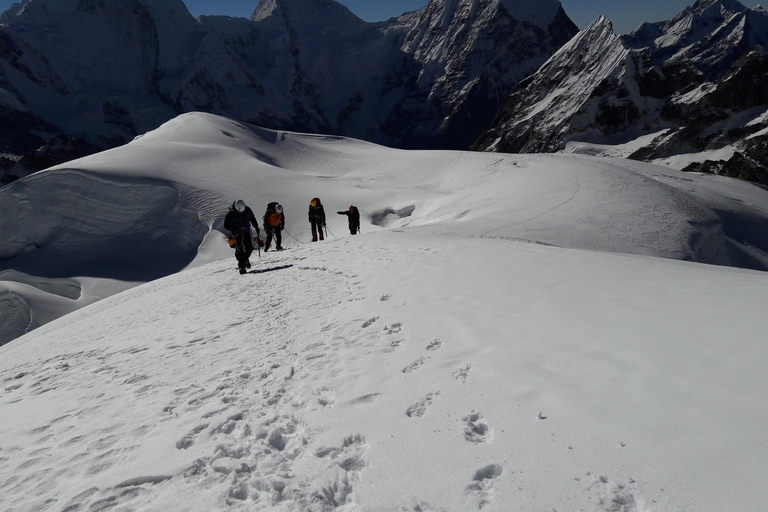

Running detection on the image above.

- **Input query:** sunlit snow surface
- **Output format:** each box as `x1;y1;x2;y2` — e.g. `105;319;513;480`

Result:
1;112;767;511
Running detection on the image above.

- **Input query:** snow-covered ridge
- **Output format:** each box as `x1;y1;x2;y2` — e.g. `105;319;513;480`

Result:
3;112;768;347
0;0;578;175
1;111;768;511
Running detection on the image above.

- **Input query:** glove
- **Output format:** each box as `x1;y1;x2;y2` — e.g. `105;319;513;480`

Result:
227;235;236;247
255;237;265;248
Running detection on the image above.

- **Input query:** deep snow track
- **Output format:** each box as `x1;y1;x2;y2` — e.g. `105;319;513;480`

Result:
3;230;768;511
0;248;376;511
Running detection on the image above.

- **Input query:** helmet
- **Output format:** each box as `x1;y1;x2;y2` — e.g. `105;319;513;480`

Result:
276;204;283;213
349;205;354;211
310;199;317;207
234;200;246;212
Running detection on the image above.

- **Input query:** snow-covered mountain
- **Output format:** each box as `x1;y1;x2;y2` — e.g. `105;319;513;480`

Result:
476;0;768;184
4;110;768;341
0;0;577;182
2;112;768;511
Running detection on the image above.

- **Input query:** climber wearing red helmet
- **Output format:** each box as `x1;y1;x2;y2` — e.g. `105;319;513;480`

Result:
337;205;360;235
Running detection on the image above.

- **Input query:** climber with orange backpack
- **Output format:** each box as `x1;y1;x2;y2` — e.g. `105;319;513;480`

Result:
262;202;285;251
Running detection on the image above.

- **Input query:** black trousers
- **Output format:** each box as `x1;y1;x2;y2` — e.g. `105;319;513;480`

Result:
233;233;253;269
265;227;282;249
310;221;324;241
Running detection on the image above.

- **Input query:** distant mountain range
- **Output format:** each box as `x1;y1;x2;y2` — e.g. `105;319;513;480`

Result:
474;0;768;184
2;0;768;186
0;0;576;181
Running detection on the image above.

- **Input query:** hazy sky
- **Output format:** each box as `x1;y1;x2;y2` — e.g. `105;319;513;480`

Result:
0;0;764;34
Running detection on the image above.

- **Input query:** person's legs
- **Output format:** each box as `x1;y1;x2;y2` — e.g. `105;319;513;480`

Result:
236;236;254;271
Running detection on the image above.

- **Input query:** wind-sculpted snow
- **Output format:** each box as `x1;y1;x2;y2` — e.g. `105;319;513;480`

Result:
2;111;768;342
0;169;207;278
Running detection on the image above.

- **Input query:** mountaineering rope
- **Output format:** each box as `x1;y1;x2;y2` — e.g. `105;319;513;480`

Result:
283;228;310;244
283;225;342;243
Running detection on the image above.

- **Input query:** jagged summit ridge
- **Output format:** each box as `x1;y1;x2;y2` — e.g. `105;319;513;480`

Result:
475;1;768;185
476;14;629;153
432;0;564;30
0;0;579;182
251;0;363;27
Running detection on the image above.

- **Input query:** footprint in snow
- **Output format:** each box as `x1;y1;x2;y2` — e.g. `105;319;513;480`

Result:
176;423;209;450
314;387;336;408
383;322;402;334
406;392;440;418
466;463;503;509
350;393;381;405
384;338;406;352
453;363;472;382
402;357;428;374
426;339;443;351
312;435;369;506
315;434;368;473
463;412;493;444
582;474;644;512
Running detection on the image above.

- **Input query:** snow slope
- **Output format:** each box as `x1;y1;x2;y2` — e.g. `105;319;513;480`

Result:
1;112;768;510
3;111;768;346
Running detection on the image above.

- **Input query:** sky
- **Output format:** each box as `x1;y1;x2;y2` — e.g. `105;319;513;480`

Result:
0;0;764;33
2;112;768;510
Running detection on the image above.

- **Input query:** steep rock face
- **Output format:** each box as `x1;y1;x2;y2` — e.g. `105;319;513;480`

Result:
475;16;634;153
0;0;578;164
389;0;578;148
476;0;768;181
242;0;407;138
633;46;768;160
0;0;266;148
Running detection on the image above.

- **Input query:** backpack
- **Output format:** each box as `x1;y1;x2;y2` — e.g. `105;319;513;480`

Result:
265;202;284;228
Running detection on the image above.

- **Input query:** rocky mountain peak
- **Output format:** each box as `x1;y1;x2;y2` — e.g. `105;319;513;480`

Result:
475;1;768;186
251;0;361;26
688;0;748;15
1;0;578;181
